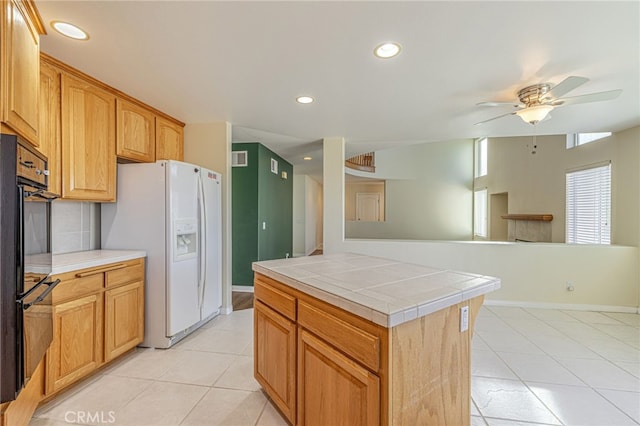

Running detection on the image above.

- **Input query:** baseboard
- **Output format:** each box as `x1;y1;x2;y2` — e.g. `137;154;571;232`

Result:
485;298;640;314
232;285;254;293
293;252;306;258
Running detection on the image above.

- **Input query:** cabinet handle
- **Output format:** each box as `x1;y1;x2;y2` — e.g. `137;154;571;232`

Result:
75;263;127;278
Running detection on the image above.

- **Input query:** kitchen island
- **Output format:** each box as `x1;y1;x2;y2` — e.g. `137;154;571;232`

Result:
252;253;500;426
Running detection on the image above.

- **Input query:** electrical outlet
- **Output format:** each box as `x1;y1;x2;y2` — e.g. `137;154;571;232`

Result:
566;281;575;291
460;306;469;332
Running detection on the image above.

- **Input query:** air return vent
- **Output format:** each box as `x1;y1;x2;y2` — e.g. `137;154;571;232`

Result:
232;151;248;167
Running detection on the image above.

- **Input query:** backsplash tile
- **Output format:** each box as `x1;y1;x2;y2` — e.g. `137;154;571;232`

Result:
51;201;101;254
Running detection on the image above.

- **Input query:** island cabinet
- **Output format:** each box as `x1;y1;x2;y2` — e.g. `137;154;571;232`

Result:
45;257;144;396
0;0;44;146
253;254;499;426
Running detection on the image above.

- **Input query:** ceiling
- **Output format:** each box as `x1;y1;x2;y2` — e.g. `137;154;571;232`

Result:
36;1;640;179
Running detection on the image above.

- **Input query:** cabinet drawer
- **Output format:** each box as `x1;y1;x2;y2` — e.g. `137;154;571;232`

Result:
106;260;144;288
254;277;296;321
51;274;103;304
298;300;380;372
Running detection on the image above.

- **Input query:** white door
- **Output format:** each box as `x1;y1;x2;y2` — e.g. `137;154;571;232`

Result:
166;161;201;336
199;167;222;318
356;193;380;222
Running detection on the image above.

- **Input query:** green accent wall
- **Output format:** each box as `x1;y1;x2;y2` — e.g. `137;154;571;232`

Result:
232;143;293;286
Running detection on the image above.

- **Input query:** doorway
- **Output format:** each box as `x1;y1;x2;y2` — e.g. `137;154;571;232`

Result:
490;192;508;241
356;193;381;222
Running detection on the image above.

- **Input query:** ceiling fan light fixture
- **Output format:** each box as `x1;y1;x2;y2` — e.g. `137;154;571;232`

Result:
516;104;554;124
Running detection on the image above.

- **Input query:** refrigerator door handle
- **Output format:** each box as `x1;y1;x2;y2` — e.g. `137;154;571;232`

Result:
197;175;207;309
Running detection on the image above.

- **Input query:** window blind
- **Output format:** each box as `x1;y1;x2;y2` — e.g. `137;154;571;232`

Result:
566;163;611;244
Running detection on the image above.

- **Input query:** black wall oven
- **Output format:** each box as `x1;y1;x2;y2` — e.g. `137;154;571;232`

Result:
0;134;58;403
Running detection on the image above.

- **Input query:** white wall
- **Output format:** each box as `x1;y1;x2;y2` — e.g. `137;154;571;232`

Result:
323;129;640;310
346;139;474;240
184;122;233;313
305;175;323;254
476;128;640;245
292;174;305;257
293;174;323;257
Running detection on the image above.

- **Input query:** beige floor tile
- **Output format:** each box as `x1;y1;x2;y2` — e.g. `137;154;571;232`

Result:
30;418;82;426
208;309;254;332
157;350;237;386
180;388;266;425
215;355;260;391
256;401;289;426
35;375;153;425
114;381;207;425
105;348;181;380
178;327;252;354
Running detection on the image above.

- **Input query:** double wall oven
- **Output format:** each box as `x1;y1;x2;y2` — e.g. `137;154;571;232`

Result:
0;134;59;403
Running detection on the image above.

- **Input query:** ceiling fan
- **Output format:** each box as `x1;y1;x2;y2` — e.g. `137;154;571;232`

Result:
475;76;622;125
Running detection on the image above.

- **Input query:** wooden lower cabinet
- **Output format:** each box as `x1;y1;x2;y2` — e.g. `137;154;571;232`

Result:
254;273;483;426
43;258;145;397
46;293;103;394
298;329;379;426
104;280;144;362
254;300;296;424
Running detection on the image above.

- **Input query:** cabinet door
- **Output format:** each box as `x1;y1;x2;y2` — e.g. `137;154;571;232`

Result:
1;0;41;145
298;329;379;426
104;281;144;362
39;61;61;195
61;73;116;201
46;293;103;395
116;99;156;162
254;300;296;424
155;116;184;161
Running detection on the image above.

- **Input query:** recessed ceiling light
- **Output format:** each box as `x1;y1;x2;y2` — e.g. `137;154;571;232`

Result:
374;42;401;59
51;21;89;40
303;156;312;161
296;96;314;104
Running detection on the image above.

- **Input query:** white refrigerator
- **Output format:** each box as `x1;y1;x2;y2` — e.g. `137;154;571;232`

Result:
101;160;222;348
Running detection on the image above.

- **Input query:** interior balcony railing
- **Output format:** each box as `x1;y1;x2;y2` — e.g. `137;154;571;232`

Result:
345;152;375;173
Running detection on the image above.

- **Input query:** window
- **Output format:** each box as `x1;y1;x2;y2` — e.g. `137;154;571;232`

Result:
566;163;611;244
474;189;488;238
475;138;487;177
566;132;612;149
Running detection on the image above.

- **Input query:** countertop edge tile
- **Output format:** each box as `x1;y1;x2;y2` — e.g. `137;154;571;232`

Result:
51;250;147;275
253;254;500;328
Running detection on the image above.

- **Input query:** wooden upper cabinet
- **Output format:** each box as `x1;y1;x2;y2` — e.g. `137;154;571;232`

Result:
1;0;44;146
61;73;116;201
156;116;184;161
116;99;156;162
39;61;62;196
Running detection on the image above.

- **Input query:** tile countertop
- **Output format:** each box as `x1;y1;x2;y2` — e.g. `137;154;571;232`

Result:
252;253;501;328
26;250;146;275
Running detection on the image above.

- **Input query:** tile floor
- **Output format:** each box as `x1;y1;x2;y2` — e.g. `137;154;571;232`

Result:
31;306;640;426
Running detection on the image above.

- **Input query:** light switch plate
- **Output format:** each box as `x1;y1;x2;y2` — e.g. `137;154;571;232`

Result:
460;305;469;332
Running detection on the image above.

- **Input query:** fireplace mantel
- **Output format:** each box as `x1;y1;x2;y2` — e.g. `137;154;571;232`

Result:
501;214;553;222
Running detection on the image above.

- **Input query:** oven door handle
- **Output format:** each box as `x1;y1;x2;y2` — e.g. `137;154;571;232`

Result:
18;278;61;310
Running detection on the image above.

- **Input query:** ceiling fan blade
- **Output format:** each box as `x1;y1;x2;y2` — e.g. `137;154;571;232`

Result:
542;76;589;101
474;112;516;125
476;101;524;108
552;89;622;106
